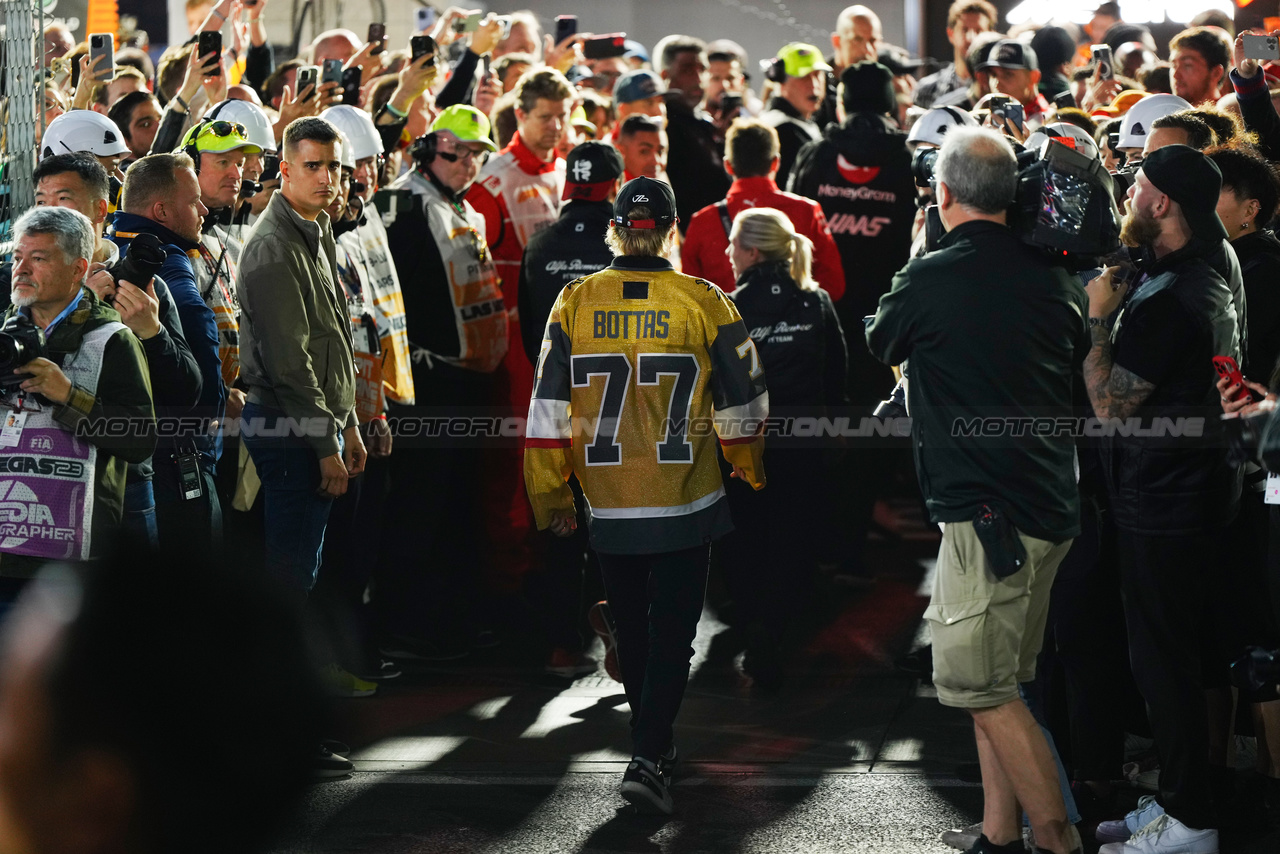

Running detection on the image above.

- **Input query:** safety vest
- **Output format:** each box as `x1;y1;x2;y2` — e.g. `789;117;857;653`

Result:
383;171;509;374
350;216;415;405
0;322;124;560
334;232;385;424
192;228;241;390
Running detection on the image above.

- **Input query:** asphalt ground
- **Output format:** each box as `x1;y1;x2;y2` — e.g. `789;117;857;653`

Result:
271;501;1280;853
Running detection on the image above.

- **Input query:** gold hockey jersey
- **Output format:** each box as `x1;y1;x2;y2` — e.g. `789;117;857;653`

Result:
524;255;768;555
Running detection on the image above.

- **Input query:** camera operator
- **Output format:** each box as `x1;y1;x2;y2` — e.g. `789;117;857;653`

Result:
33;154;200;548
1082;144;1241;852
109;152;225;551
1;206;155;571
866;126;1089;854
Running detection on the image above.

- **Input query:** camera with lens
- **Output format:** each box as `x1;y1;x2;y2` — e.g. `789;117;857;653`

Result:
1221;406;1280;470
912;147;940;190
106;233;166;297
1231;646;1280;694
0;313;48;393
1111;162;1139;208
875;376;909;419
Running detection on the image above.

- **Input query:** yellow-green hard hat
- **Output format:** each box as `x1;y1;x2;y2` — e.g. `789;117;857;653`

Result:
777;42;832;78
178;118;263;156
430;105;498;152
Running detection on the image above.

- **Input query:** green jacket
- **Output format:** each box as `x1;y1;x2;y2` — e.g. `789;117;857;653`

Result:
237;191;357;459
866;221;1089;543
1;287;155;572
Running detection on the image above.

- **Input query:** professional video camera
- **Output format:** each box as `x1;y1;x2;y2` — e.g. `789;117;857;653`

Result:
1232;646;1280;694
1011;138;1123;271
106;232;166;295
912;138;1122;269
0;313;48;393
1222;404;1280;471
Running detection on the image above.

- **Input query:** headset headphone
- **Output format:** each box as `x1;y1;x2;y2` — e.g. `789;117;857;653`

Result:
764;56;787;84
181;118;213;173
182;101;248;173
408;131;439;166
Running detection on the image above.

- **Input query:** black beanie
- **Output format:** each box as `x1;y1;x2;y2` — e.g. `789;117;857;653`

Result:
840;61;895;116
1031;26;1076;71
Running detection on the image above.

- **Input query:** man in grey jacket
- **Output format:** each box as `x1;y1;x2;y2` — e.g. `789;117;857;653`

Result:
237;117;366;598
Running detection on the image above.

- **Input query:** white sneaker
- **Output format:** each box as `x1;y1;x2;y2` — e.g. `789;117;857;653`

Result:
1096;795;1165;843
1097;813;1218;854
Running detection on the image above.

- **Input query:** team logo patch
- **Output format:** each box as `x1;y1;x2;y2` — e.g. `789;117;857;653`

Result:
573;160;593;181
632;194;649;202
836;155;880;185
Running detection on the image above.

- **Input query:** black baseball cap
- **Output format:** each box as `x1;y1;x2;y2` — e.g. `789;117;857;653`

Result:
980;39;1039;72
613;177;678;229
563;141;624;202
1140;144;1228;242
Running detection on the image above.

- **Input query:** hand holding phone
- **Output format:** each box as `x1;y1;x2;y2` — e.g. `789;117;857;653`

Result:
341;66;362;105
297;64;319;95
1215;356;1254;403
554;15;578;46
1091;44;1114;81
322;58;344;86
89;33;115;82
197;31;222;77
410;34;436;64
1243;33;1280;62
583;33;627;61
453;11;483;33
368;22;386;55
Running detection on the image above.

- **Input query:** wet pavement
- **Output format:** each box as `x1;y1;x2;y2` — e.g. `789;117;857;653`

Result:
271;501;1280;853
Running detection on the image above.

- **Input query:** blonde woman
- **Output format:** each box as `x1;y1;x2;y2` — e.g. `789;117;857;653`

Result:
722;207;847;689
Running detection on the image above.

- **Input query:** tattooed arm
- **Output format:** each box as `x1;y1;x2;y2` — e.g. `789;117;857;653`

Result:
1083;266;1156;420
1083;322;1156;420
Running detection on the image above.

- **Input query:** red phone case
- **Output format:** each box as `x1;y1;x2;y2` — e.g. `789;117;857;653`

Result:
1213;356;1252;402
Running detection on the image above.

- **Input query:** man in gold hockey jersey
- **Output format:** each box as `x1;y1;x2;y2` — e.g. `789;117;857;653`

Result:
524;177;769;814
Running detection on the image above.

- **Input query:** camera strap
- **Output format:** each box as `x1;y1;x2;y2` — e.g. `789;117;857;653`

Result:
197;239;233;304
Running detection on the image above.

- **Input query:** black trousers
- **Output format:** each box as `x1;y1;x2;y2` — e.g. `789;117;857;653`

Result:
373;362;491;638
1048;493;1131;782
599;544;711;762
525;475;595;651
721;449;822;647
153;456;222;553
1117;530;1216;830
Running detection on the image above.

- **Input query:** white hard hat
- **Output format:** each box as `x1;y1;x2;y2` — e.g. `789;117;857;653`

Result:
321;105;384;161
41;109;130;160
1117;93;1192;150
337;131;356;170
906;105;979;147
1025;122;1100;160
206;99;277;154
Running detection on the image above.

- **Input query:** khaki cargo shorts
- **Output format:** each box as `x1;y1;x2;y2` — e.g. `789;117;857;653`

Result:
926;521;1073;709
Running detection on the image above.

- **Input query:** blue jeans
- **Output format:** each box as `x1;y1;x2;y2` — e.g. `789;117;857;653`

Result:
123;479;158;548
241;402;338;595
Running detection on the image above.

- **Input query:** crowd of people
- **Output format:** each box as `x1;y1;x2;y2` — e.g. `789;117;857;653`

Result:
5;0;1280;850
